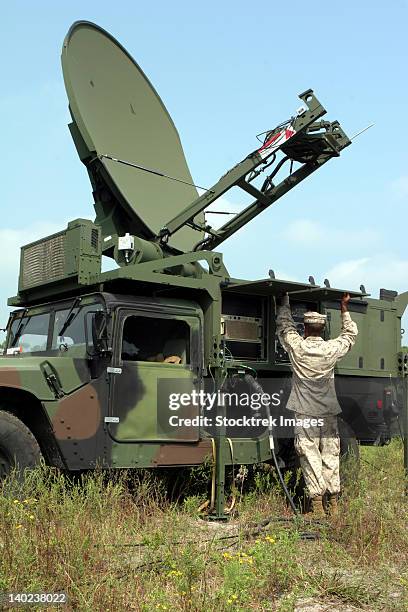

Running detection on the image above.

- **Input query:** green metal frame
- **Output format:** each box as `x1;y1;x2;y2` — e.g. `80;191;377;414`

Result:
159;90;351;251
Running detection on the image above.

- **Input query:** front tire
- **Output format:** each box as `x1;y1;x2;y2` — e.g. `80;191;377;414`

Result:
0;410;43;483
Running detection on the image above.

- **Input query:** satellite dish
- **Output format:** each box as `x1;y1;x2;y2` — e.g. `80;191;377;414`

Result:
62;21;204;252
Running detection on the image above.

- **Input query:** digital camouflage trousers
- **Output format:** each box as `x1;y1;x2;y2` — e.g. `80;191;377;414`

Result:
294;413;340;498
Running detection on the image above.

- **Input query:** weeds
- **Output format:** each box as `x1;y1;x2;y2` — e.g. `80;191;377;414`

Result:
0;441;406;610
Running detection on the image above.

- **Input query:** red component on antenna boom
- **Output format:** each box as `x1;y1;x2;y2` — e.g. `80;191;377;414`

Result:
258;127;296;159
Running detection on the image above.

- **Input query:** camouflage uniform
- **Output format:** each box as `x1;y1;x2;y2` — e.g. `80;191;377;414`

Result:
276;305;358;497
294;414;340;496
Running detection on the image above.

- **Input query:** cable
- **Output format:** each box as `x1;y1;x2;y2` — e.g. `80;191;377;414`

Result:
193;236;212;251
255;118;293;143
247;153;276;182
205;211;236;215
270;448;298;515
197;370;299;521
360;457;393;475
243;373;299;515
98;154;214;193
208;364;216;394
94;513;321;551
261;155;290;192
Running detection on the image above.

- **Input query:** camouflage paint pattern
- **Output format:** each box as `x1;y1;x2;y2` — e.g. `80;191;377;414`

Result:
294;414;341;497
1;286;406;473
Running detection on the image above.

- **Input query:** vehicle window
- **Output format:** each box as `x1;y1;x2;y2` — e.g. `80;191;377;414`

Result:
9;313;50;353
121;316;190;364
51;304;103;350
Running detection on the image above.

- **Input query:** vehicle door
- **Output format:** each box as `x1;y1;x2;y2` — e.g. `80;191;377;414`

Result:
108;308;203;443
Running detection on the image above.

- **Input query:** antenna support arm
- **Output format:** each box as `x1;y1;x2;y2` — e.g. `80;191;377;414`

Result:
159;89;328;243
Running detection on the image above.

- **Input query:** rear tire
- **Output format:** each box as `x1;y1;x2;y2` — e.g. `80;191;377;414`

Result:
338;417;359;460
338;417;360;489
0;410;43;483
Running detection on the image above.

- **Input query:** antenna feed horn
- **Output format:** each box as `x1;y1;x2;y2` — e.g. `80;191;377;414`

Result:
115;234;163;266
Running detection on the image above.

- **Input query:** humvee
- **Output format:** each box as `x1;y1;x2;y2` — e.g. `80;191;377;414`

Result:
1;22;407;517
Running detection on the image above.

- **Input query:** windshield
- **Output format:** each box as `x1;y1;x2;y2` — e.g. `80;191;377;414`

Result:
8;313;50;353
51;305;103;350
6;302;105;354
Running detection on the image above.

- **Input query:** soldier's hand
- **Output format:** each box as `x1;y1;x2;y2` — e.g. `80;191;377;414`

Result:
341;293;350;312
283;293;290;306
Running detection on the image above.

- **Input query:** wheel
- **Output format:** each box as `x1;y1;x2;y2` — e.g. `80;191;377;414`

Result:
338;417;359;460
0;410;43;483
338;417;360;488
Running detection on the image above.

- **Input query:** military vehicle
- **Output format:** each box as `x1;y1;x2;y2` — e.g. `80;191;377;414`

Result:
1;21;407;518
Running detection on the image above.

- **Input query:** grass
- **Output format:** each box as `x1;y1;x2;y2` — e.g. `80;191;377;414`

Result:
0;441;407;611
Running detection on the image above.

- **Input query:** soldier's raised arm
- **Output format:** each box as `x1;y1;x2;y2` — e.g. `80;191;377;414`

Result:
330;293;358;358
276;294;302;352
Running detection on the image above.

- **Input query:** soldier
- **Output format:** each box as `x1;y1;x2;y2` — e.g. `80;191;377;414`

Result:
276;292;358;518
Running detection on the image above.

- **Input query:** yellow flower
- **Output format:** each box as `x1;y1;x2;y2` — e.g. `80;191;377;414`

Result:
227;599;233;605
13;500;19;504
265;535;275;544
232;594;238;600
235;551;254;565
16;524;23;529
23;499;29;504
29;515;35;520
180;591;187;596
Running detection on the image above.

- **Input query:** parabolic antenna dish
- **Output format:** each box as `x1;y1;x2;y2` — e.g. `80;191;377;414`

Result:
62;21;203;252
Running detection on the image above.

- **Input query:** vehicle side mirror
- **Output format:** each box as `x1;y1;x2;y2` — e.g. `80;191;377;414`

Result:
85;311;110;356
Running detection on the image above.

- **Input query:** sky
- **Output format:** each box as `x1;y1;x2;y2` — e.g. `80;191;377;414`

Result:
1;1;408;335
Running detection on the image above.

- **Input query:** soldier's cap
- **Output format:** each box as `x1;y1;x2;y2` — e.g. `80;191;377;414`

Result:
304;311;327;325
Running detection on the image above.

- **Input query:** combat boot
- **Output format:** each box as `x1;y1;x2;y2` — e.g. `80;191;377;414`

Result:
308;495;326;519
327;494;339;517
